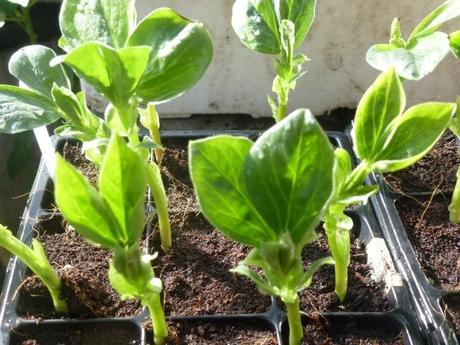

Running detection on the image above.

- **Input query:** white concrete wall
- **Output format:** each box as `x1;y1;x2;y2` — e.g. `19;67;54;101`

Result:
136;0;460;117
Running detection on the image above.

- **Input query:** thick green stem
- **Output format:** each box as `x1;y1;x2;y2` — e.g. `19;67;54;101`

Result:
449;167;460;223
144;292;168;345
146;163;171;252
285;296;303;345
0;225;68;313
275;97;288;122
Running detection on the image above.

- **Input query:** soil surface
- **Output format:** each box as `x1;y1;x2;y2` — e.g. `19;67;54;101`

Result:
299;319;404;345
10;322;140;345
299;233;391;312
443;294;460;338
146;321;277;345
396;196;460;290
17;215;141;319
385;132;460;194
62;141;99;186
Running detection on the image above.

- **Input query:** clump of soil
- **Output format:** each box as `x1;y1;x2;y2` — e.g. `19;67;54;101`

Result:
300;319;404;345
62;141;99;186
17;215;141;319
443;294;460;338
153;212;271;315
145;321;277;345
396;196;460;290
299;232;391;312
10;322;141;345
385;132;460;194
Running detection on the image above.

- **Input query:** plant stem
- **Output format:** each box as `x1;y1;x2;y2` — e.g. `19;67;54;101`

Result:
146;163;171;252
344;161;371;192
286;296;303;345
20;6;37;44
449;167;460;223
0;225;68;313
144;292;168;345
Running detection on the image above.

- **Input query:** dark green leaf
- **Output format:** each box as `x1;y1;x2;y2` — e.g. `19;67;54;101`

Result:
0;85;61;133
244;109;335;245
232;0;280;54
63;42;151;107
371;102;456;172
8;45;71;97
450;30;460;59
55;155;121;248
60;0;136;49
126;8;213;103
99;135;147;245
353;68;405;161
189;135;275;246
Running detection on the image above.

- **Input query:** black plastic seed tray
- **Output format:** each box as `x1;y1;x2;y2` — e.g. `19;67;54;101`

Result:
367;171;459;345
0;130;423;344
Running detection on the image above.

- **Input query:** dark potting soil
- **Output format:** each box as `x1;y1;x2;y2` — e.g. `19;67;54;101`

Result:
10;322;141;345
396;196;460;291
62;142;99;186
442;294;460;338
17;215;142;319
299;233;391;313
300;319;404;345
385;132;460;194
152;212;271;316
145;321;277;345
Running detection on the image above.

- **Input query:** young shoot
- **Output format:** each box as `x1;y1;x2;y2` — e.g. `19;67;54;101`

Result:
0;0;214;252
0;224;67;313
232;0;316;121
1;0;38;43
326;67;456;301
55;135;167;345
190;109;336;345
367;0;460;80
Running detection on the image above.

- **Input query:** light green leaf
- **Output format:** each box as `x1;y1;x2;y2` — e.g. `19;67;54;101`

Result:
190;135;275;246
9;45;71;97
55;155;121;248
450;31;460;59
63;42;151;107
7;0;28;7
0;85;61;133
389;18;405;47
299;256;334;289
126;8;213;104
366;32;450;81
232;0;280;54
99;135;147;245
371;102;456;172
408;0;460;42
244;109;335;245
353;68;405;161
59;0;136;49
230;264;277;296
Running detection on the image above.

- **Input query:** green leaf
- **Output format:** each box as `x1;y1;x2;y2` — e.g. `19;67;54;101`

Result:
0;85;61;133
99;135;147;245
63;42;151;107
366;32;450;81
230;264;277;296
126;8;213;104
353;68;405;161
371;102;456;172
299;256;334;289
60;0;136;49
55;155;121;248
389;18;405;47
408;0;460;42
232;0;280;54
280;0;316;48
9;45;71;97
190;135;275;246
244;109;335;245
450;31;460;59
7;0;28;7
